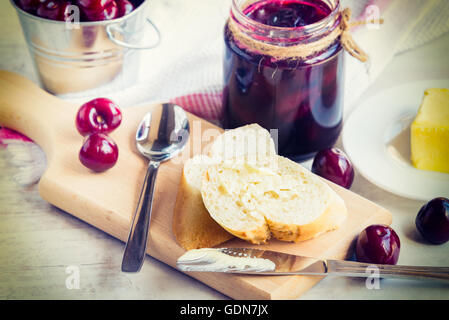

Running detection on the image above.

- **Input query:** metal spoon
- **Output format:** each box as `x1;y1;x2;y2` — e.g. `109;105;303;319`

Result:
121;103;190;272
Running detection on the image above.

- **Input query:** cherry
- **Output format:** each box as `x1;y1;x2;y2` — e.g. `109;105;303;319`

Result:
416;197;449;245
79;133;118;172
75;98;122;136
18;0;136;22
77;0;114;13
116;0;134;17
79;0;119;21
356;224;401;265
311;148;354;189
37;0;73;21
17;0;45;13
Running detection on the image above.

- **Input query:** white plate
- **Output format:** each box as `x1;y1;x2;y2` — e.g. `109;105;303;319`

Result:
342;80;449;201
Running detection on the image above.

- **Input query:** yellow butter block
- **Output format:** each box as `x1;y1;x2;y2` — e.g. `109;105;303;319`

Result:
411;88;449;174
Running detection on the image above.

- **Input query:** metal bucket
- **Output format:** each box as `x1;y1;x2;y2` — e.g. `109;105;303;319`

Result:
11;0;160;95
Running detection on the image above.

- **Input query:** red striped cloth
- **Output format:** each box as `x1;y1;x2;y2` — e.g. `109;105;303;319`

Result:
170;90;223;125
0;126;32;147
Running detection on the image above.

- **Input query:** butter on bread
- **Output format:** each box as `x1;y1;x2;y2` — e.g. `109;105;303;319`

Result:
411;88;449;174
201;155;348;244
172;124;276;250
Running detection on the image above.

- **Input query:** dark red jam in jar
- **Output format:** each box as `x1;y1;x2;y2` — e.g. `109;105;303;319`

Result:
223;0;344;161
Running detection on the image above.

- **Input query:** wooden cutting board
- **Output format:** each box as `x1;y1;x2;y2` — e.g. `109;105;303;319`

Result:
0;71;392;300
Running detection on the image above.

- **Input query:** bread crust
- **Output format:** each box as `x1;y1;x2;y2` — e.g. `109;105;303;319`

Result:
219;225;271;245
172;169;234;250
208;123;277;161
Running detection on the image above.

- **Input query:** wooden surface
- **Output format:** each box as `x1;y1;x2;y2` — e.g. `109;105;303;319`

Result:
0;70;394;299
1;0;449;300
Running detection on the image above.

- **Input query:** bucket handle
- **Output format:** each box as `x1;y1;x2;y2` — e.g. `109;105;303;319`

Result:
106;18;161;50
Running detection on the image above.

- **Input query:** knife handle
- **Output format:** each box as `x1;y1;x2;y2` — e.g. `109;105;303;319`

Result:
327;260;449;282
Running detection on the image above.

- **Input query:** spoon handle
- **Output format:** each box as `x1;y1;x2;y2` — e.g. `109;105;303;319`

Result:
122;160;160;272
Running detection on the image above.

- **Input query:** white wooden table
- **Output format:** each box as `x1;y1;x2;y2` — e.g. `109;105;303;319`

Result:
0;0;448;300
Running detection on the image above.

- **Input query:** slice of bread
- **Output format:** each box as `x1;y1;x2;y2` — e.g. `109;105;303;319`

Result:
173;124;277;250
173;155;234;250
208;124;277;162
201;155;348;244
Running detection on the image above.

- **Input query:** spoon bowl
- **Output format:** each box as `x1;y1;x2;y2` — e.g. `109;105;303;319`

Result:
136;104;189;160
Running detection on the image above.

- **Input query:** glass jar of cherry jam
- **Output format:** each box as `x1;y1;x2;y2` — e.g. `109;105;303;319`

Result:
223;0;345;161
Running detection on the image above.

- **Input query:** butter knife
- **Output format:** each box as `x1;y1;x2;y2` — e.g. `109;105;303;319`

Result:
176;248;449;282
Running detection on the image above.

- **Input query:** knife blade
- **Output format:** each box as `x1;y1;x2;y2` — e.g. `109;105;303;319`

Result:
176;248;449;282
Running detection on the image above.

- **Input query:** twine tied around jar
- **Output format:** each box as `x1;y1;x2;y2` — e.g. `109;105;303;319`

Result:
227;7;383;63
339;8;384;62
